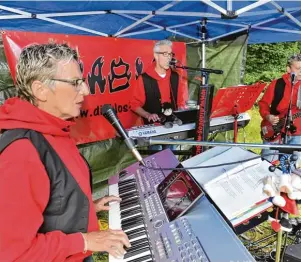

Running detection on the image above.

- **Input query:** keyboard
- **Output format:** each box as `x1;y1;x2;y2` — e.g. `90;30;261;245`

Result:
108;150;255;262
127;112;250;140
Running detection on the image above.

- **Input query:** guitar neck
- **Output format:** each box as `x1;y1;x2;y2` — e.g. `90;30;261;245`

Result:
277;111;301;128
293;111;301;121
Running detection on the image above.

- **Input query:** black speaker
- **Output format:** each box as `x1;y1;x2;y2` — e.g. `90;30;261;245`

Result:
284;243;301;262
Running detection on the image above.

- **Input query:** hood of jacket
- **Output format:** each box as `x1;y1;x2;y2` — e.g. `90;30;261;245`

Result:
145;63;171;81
0;97;73;137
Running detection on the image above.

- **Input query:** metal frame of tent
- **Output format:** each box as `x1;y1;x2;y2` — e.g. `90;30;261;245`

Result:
0;1;300;43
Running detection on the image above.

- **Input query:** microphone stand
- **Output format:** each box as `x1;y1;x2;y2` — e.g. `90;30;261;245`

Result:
282;75;296;144
172;64;223;75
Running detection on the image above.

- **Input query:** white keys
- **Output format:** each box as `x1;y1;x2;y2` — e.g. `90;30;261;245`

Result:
124;224;145;234
109;184;121;230
121;211;142;221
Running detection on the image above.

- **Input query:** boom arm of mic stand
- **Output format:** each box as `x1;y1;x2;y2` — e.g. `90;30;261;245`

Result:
173;65;223;75
133;137;301;153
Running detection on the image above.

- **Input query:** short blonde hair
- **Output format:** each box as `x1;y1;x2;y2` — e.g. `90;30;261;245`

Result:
16;43;79;104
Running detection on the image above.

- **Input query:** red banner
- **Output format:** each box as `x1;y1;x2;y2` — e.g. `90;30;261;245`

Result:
2;31;187;144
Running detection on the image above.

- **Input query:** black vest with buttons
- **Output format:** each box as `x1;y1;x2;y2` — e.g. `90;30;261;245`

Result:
141;71;179;124
0;129;91;234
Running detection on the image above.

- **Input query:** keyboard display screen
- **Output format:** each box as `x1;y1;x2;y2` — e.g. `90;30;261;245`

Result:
157;165;203;221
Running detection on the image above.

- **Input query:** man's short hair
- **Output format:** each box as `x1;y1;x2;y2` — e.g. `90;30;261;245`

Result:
287;54;301;67
153;40;173;53
16;43;79;104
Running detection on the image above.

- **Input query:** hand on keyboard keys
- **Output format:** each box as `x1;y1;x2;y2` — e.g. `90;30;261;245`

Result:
94;195;122;212
83;229;131;258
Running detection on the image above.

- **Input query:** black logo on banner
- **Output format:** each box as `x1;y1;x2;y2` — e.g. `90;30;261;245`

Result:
135;57;143;79
88;56;107;95
86;56;145;95
108;57;131;93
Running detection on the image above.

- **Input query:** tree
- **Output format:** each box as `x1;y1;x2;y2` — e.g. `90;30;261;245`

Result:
244;42;301;84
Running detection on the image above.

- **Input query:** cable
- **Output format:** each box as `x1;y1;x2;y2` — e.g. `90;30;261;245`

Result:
143;152;285;171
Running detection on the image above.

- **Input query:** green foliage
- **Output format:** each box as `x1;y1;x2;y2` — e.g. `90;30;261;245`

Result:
213;106;262;154
244;41;301;84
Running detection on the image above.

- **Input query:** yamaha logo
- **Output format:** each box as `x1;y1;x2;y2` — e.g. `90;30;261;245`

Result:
138;130;157;136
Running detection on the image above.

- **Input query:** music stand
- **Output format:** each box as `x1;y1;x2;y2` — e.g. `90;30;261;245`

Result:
211;82;266;142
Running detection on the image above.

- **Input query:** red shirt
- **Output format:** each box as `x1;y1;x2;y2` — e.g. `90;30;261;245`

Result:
0;98;99;262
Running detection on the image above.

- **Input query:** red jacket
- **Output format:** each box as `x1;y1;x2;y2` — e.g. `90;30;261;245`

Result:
258;73;301;135
130;64;186;111
0;98;98;262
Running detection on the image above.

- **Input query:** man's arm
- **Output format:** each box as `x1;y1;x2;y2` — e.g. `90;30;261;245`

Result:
176;73;188;109
258;79;279;124
130;76;160;122
258;80;277;119
134;107;160;122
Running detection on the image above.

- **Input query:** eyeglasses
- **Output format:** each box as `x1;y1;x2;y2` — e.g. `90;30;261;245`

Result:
51;78;86;91
155;52;175;58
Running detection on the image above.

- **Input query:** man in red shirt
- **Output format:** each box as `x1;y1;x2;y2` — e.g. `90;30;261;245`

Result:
259;54;301;162
130;40;186;150
130;40;186;124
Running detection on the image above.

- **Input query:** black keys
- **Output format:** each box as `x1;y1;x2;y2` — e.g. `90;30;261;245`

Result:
126;227;146;237
129;238;149;248
128;230;146;240
120;206;141;216
121;208;142;220
124;247;150;259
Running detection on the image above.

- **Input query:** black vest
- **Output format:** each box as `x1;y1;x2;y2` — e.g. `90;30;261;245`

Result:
270;78;286;115
0;129;90;234
141;71;179;124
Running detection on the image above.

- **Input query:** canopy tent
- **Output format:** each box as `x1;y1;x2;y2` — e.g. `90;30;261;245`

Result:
0;1;299;191
0;1;300;45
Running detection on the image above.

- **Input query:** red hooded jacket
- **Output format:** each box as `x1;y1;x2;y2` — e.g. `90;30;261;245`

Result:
130;64;186;111
0;97;98;261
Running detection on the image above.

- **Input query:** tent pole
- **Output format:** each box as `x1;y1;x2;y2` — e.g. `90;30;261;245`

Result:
201;19;207;85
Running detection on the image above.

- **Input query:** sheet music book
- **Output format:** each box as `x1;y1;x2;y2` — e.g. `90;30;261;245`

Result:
183;147;279;224
204;159;274;221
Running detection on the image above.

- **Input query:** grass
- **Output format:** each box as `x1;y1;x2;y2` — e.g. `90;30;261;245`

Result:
212;105;263;154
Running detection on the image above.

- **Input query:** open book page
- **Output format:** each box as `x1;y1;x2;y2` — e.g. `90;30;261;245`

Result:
203;160;279;220
186;147;261;185
205;157;261;186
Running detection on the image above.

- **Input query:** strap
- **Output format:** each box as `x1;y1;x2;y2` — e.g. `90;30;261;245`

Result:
270;78;286;115
170;70;179;110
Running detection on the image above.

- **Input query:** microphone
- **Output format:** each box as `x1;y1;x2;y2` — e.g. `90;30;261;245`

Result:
169;57;178;66
101;104;145;166
291;72;296;85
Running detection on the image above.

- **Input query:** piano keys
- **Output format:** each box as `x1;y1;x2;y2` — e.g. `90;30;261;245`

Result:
109;177;153;262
